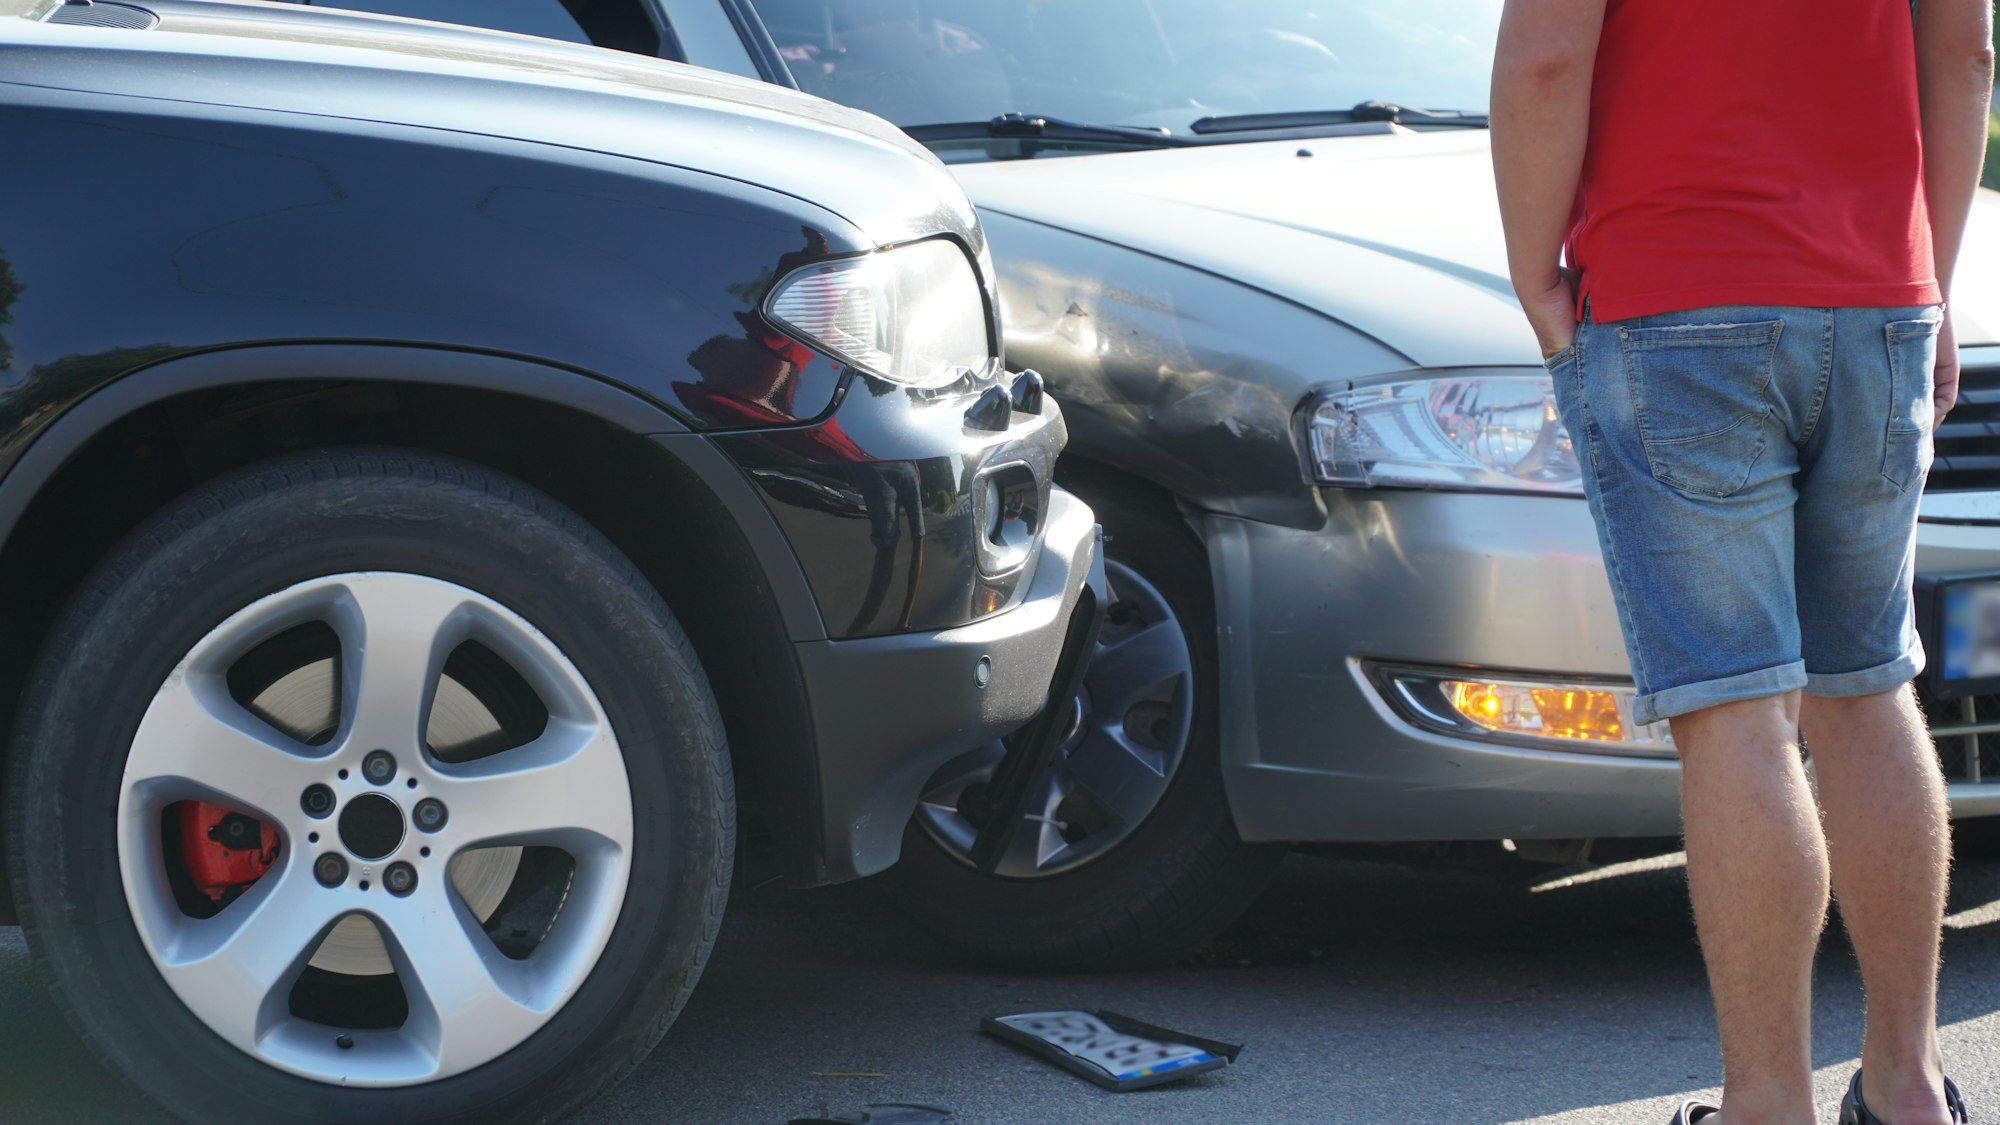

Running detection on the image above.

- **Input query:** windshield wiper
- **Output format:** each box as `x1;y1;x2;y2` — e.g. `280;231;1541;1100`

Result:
904;113;1193;148
1191;100;1488;135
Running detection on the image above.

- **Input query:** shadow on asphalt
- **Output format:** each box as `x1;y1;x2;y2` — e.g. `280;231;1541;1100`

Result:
7;845;2000;1122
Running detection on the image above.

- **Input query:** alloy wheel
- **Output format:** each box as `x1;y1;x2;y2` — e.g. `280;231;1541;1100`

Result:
115;572;633;1086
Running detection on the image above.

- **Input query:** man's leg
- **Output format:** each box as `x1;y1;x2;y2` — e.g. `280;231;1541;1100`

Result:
1545;305;1829;1119
1790;305;1953;1122
1671;691;1827;1125
1802;687;1953;1124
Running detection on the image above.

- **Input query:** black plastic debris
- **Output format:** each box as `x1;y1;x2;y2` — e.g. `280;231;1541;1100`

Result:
789;1103;955;1124
980;1009;1241;1092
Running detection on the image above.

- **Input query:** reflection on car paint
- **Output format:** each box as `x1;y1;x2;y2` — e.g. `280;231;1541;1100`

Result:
0;107;1034;641
714;392;1053;635
679;227;848;428
0;248;19;377
0;111;871;482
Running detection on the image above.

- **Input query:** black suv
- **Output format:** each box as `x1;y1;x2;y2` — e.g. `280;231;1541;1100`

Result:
0;1;1100;1119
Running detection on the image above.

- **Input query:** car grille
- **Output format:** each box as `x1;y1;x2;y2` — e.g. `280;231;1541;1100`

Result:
44;1;159;29
1919;356;2000;783
1929;360;2000;492
1918;689;2000;782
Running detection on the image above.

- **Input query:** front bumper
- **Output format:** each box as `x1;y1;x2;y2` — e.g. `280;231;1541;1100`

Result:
790;487;1105;880
1206;489;2000;843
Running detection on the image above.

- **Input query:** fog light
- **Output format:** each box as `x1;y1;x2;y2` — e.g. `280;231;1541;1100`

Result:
973;464;1038;575
1369;664;1673;755
1443;680;1626;742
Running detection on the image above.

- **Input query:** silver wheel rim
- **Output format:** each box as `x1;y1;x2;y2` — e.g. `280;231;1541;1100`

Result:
914;558;1194;878
116;572;634;1086
242;639;526;977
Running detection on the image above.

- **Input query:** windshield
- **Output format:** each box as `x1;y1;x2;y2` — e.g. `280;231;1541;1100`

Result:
753;0;1502;139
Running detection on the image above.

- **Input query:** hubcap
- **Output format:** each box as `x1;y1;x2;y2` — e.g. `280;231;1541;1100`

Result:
337;794;404;860
116;572;634;1086
914;558;1195;878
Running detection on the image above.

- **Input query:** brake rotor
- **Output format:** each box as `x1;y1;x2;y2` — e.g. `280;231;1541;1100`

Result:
246;657;522;977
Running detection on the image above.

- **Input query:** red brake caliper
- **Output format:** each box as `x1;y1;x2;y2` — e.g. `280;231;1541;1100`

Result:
174;801;281;904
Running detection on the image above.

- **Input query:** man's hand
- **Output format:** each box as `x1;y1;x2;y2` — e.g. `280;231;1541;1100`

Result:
1518;270;1579;358
1935;311;1961;421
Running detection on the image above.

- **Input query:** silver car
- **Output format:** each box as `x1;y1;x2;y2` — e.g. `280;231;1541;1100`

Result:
297;0;2000;967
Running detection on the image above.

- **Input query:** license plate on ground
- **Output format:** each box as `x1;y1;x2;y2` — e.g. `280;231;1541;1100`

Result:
980;1010;1239;1092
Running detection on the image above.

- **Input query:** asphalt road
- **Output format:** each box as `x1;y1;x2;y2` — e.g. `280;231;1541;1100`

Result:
8;844;2000;1124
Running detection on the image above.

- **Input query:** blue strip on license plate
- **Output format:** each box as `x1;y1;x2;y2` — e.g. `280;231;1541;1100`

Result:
1114;1052;1216;1081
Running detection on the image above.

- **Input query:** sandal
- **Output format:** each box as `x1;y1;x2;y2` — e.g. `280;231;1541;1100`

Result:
1670;1100;1720;1124
1840;1068;1970;1124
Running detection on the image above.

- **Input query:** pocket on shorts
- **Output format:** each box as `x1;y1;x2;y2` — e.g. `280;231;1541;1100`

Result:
1618;318;1783;498
1882;317;1940;492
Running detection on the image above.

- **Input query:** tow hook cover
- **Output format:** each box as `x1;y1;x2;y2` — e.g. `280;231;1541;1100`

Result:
1009;369;1045;415
964;385;1012;431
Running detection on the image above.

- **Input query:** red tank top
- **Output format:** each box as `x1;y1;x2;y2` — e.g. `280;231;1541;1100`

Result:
1568;0;1942;322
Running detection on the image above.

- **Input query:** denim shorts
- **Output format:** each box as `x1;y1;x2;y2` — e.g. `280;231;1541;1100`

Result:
1547;304;1941;725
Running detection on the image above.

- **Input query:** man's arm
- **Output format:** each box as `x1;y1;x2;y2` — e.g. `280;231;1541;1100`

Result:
1915;0;1996;417
1490;0;1607;358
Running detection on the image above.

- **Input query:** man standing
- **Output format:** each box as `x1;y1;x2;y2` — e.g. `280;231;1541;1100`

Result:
1492;2;1994;1123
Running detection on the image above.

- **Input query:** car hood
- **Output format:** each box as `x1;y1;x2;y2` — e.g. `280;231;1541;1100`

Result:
0;0;970;248
952;130;2000;369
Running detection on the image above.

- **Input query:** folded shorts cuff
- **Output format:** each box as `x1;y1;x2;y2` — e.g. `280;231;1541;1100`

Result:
1634;661;1808;726
1803;649;1926;699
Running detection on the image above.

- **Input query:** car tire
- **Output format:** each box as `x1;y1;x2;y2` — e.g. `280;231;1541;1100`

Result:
887;477;1284;971
4;448;733;1123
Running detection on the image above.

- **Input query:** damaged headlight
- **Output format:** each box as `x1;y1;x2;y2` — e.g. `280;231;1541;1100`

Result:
1306;375;1584;495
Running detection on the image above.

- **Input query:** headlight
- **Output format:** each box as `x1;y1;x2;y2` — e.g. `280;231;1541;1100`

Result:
1368;664;1674;756
764;238;990;388
1306;375;1583;494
